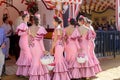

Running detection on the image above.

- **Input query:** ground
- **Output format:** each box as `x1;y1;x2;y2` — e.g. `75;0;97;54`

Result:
2;56;120;80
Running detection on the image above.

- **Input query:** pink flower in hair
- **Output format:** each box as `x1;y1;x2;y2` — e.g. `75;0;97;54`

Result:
80;15;84;18
53;15;57;19
68;17;71;22
35;14;40;19
24;11;28;15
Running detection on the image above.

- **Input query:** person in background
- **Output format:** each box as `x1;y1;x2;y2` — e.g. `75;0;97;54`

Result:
0;27;6;80
1;16;12;60
97;27;103;31
103;27;108;31
8;20;14;56
14;11;24;61
16;11;32;77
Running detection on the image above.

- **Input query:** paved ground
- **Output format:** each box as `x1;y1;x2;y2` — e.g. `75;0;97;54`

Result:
2;56;120;80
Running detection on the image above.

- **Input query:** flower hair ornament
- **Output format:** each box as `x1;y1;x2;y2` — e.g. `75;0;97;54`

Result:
79;15;84;18
24;11;29;15
53;15;57;19
68;17;72;22
35;13;40;19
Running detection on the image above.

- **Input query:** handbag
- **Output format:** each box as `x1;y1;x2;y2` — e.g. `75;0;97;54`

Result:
40;53;54;65
77;53;88;64
47;63;55;71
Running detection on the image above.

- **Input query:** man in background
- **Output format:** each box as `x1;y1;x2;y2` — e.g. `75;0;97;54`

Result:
14;11;24;60
1;16;12;60
0;27;6;80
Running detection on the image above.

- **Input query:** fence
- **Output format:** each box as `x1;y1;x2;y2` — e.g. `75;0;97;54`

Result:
95;31;120;58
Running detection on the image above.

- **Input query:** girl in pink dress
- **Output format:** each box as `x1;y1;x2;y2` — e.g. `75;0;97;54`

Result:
28;14;50;80
64;18;82;79
50;16;70;80
77;16;101;79
85;18;102;74
16;11;32;77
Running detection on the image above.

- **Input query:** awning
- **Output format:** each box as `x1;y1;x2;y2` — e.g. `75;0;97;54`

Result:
42;0;82;10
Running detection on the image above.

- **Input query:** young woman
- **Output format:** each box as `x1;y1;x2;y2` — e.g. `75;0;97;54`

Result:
16;11;32;77
28;14;50;80
78;16;101;80
50;16;70;80
64;18;81;80
85;18;102;75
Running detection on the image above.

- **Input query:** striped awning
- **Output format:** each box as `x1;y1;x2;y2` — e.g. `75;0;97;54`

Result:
42;0;82;10
44;0;82;3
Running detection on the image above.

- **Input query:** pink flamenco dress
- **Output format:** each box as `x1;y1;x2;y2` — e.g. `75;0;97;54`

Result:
64;28;82;79
16;23;32;76
88;26;102;74
78;28;101;78
29;26;50;80
52;28;70;80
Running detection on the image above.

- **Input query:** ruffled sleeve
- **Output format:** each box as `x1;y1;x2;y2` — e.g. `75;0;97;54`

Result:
36;26;47;38
37;26;47;51
16;23;28;36
87;30;96;40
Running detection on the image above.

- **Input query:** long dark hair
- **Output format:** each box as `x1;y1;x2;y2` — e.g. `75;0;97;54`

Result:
68;18;76;26
33;15;39;26
22;11;29;20
53;16;62;24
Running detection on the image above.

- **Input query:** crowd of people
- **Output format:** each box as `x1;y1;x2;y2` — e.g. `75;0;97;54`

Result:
0;13;14;80
0;10;102;80
93;22;116;31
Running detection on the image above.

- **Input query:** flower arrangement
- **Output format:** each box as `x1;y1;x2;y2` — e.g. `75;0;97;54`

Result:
25;0;39;15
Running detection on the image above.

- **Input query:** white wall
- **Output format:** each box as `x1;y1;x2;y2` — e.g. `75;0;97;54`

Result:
0;0;27;25
38;1;55;28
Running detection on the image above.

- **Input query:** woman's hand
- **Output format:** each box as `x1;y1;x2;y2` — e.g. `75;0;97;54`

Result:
1;43;6;48
50;48;54;55
44;51;49;54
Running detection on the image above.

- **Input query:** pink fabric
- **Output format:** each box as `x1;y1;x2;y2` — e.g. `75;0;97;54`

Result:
29;27;50;80
78;28;102;77
16;23;28;35
88;29;102;73
64;27;81;79
16;23;32;76
37;26;47;35
52;29;70;80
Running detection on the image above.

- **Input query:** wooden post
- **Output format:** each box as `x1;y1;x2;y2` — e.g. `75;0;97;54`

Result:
116;0;120;31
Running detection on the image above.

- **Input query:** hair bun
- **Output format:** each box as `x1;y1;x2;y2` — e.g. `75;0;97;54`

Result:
53;15;62;24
